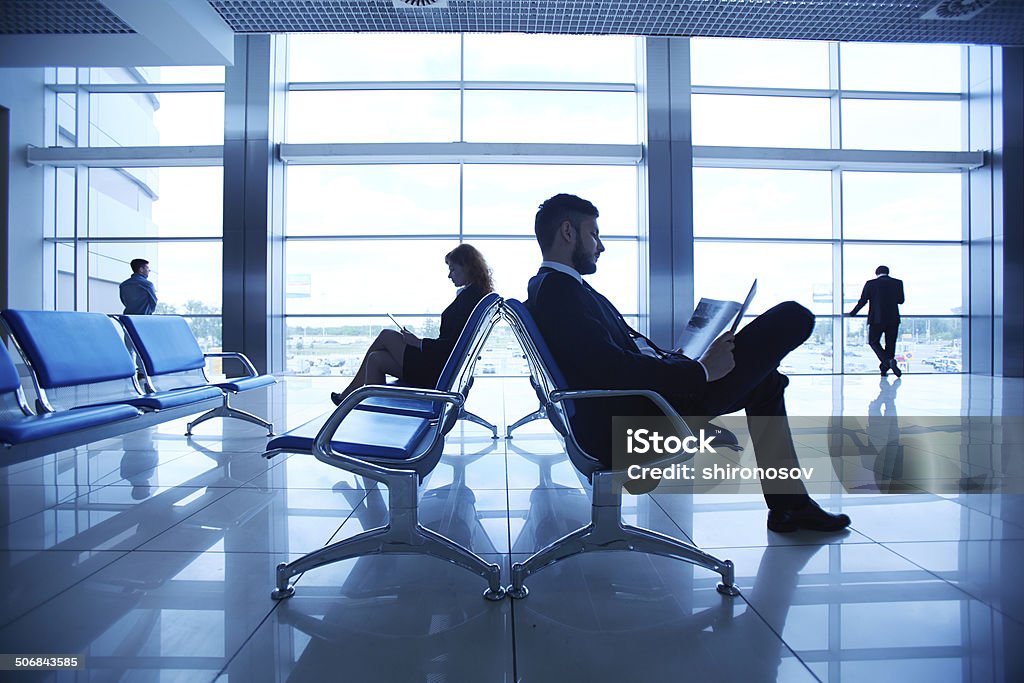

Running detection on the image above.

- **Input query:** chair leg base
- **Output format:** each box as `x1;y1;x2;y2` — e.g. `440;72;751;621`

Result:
508;513;738;600
461;409;499;439
505;406;547;439
186;401;274;437
715;558;740;595
506;581;529;600
484;586;507;601
716;583;741;597
271;521;507;601
272;562;295;599
271;585;295;600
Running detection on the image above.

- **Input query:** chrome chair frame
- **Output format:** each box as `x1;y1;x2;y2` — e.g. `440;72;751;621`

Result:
500;300;739;599
443;296;503;439
269;384;505;601
182;351;274;437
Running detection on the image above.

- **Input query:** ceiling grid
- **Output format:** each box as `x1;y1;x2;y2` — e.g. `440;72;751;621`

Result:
1;1;1022;44
199;1;1024;43
0;0;134;35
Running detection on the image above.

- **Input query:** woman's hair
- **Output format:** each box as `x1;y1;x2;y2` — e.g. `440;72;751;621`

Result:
445;243;494;293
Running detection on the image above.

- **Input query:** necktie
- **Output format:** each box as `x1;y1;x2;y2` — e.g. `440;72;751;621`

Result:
582;281;687;360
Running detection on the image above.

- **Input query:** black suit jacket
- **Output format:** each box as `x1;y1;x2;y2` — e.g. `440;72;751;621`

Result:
526;268;707;463
850;275;904;325
404;283;486;387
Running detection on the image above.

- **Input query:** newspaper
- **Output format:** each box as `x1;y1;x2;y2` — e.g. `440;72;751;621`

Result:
675;280;757;357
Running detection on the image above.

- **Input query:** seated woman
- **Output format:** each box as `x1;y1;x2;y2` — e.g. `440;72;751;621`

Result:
331;244;494;406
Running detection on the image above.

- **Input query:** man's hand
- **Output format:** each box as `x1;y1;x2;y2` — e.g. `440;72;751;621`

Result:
698;331;735;382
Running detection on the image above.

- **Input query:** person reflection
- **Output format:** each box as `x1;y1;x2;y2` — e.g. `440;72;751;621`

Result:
119;431;158;500
867;377;905;492
714;536;829;683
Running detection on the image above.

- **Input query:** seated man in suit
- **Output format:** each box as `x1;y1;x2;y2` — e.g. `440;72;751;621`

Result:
526;193;850;533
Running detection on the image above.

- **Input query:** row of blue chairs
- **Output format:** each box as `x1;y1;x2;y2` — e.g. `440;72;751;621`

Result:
0;311;275;464
265;294;739;601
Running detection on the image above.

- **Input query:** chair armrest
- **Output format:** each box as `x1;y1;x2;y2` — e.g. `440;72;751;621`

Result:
549;388;693;438
548;388;696;474
203;352;259;377
311;385;465;482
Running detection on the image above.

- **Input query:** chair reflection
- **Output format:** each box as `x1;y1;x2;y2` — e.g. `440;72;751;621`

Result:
264;441;507;680
505;441;824;683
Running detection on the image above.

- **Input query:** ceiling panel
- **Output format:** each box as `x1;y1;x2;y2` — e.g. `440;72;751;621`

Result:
207;1;1024;45
2;1;1022;45
0;0;134;35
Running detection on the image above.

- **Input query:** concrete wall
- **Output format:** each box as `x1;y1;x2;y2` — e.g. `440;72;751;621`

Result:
0;68;47;309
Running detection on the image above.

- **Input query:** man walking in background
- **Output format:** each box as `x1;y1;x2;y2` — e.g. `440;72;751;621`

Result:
848;265;905;377
119;258;158;315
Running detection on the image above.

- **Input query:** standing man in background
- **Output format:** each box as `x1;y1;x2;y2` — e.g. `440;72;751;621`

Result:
119;258;158;315
848;265;904;377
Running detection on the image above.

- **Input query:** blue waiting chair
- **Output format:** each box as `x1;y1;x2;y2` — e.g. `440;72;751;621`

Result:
116;315;277;436
265;386;505;601
0;344;141;461
500;299;739;599
0;310;223;424
262;295;507;600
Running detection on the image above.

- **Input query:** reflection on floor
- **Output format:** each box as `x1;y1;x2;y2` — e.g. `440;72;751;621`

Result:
1;374;1022;682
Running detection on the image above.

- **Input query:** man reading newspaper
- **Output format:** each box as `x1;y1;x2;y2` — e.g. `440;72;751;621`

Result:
526;193;850;533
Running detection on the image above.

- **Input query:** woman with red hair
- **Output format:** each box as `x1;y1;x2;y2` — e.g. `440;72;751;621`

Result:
331;243;494;405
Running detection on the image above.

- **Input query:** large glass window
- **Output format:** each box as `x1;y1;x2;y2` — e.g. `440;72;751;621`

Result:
285;165;460;236
842;172;962;241
691;38;966;373
693;168;832;239
839;43;962;93
88;167;223;238
691;94;831;148
841;100;961;151
285;91;461;143
284;34;642;376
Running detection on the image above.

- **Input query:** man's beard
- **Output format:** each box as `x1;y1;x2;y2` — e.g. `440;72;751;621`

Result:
571;242;598;275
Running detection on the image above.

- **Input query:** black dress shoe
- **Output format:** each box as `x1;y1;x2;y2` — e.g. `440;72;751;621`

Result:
768;499;851;533
889;358;902;378
879;362;888;377
330;392;343;406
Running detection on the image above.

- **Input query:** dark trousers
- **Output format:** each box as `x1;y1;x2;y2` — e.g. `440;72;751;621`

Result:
867;322;899;370
674;301;814;511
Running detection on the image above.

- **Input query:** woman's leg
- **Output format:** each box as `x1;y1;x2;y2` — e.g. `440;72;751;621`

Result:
334;329;406;403
363;348;403;385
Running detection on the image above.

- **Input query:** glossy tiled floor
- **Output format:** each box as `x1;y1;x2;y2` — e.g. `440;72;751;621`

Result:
1;374;1023;682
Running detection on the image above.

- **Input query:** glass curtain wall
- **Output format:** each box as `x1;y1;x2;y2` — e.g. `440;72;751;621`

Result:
47;66;224;350
690;39;966;373
283;34;641;376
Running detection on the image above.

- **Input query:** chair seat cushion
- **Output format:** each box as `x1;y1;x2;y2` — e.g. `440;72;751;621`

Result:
216;374;276;393
355;395;441;419
268;410;431;461
121;385;224;411
0;404;141;444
